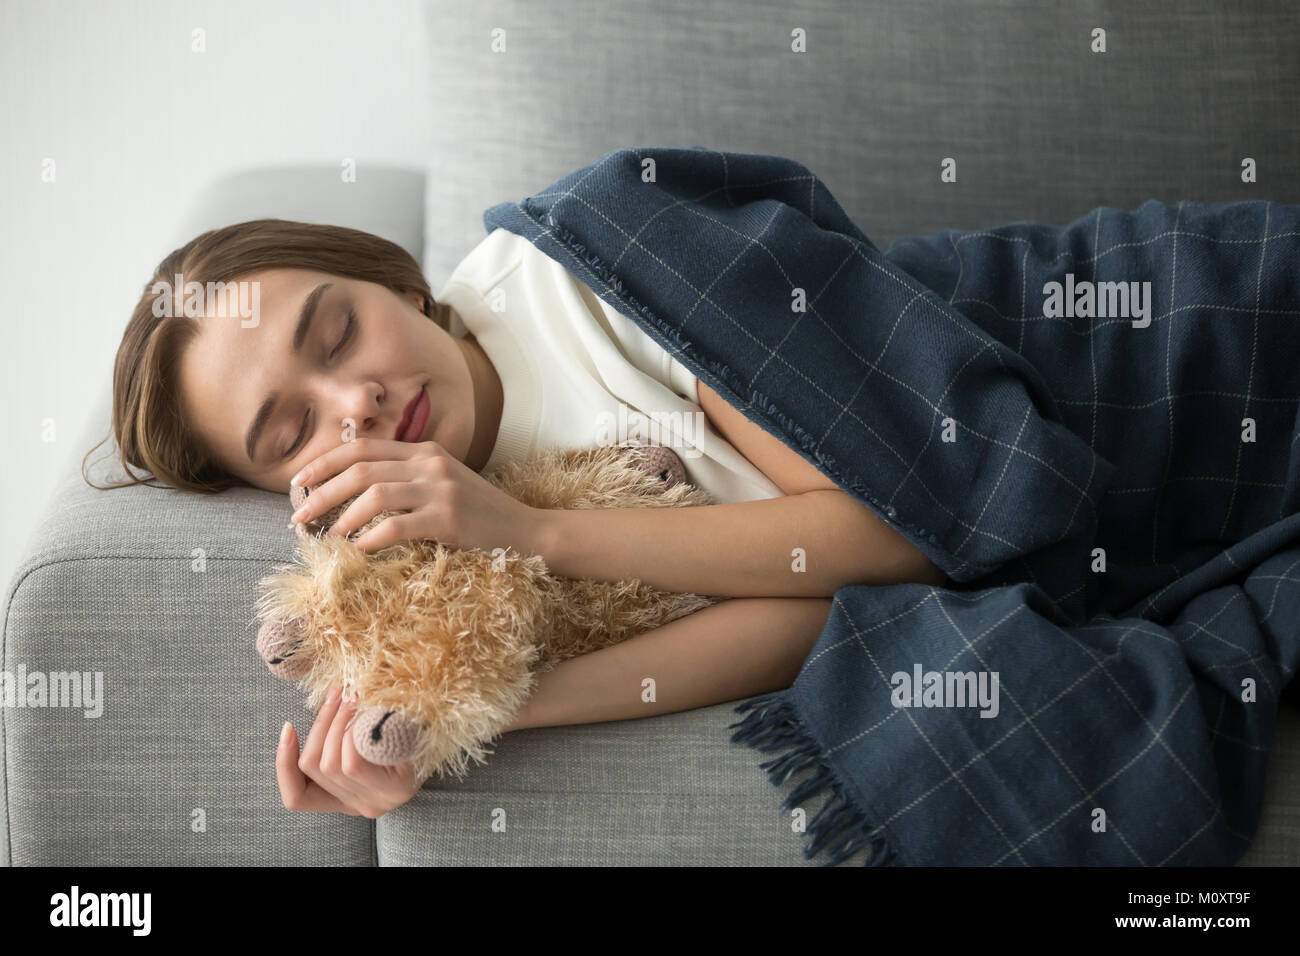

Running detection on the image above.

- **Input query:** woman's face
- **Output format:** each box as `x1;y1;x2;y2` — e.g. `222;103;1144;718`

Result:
178;268;476;494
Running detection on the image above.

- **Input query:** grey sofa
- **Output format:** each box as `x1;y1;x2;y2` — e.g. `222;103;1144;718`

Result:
5;0;1299;865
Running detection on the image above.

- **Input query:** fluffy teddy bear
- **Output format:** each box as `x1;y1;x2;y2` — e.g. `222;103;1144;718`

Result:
253;442;720;783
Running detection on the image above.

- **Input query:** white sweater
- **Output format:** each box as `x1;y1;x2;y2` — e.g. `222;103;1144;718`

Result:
433;228;785;505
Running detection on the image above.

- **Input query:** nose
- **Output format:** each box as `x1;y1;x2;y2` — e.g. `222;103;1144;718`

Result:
330;382;384;441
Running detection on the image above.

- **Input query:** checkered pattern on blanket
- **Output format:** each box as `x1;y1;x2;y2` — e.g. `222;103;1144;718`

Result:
483;147;1300;865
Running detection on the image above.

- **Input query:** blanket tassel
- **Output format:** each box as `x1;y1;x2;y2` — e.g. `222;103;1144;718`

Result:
730;693;899;867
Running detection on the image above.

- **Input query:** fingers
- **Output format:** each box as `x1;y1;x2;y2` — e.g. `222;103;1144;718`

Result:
321;689;362;777
277;721;353;814
326;481;419;540
297;684;343;769
351;513;419;555
290;436;383;489
320;690;409;818
277;697;426;819
291;458;383;529
291;437;429;509
292;686;369;812
339;710;411;802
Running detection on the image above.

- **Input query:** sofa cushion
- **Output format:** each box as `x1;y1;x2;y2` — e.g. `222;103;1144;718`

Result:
416;0;1300;866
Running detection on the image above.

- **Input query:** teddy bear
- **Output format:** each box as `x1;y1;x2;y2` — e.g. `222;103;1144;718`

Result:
253;441;721;784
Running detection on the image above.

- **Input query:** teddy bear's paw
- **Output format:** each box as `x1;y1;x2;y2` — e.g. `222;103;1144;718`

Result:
255;615;314;679
626;444;687;488
351;707;421;767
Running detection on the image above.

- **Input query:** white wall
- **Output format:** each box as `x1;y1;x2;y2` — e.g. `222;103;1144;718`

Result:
0;0;435;593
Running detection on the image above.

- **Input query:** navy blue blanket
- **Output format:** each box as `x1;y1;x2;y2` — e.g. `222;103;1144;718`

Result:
482;147;1300;865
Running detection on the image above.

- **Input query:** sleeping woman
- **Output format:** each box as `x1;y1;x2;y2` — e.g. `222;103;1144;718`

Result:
89;218;946;820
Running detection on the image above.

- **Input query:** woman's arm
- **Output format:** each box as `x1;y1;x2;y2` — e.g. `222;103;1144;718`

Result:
501;596;833;732
531;489;947;599
525;379;947;598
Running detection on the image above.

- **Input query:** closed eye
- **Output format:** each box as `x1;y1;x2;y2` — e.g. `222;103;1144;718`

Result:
281;309;356;459
282;411;312;460
329;309;356;359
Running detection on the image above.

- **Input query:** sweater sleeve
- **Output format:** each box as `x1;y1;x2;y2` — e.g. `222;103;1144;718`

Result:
571;275;701;405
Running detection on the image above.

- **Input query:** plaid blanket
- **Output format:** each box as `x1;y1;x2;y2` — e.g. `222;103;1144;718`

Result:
482;147;1300;866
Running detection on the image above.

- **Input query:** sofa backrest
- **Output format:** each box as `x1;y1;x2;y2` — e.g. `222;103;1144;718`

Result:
421;0;1300;286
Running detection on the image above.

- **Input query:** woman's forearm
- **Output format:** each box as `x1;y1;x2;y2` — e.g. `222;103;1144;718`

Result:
500;596;833;732
532;489;947;598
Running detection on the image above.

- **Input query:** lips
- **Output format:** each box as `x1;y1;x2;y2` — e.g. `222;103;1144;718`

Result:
395;386;430;442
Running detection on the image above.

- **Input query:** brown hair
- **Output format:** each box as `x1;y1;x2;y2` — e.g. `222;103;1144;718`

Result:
82;218;452;494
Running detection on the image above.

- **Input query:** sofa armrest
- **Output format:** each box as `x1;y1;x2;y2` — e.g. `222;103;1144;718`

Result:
1;164;426;865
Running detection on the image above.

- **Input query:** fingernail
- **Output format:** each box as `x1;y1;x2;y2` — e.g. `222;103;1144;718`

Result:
327;686;341;705
290;469;308;487
291;504;309;522
280;721;293;746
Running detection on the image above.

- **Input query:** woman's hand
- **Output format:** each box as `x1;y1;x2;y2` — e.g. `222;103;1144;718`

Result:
277;684;424;818
289;437;546;557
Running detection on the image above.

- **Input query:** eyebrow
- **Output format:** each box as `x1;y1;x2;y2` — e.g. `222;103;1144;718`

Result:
244;282;333;464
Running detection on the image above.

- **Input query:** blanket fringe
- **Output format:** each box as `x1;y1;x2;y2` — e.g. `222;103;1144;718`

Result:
730;693;899;867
